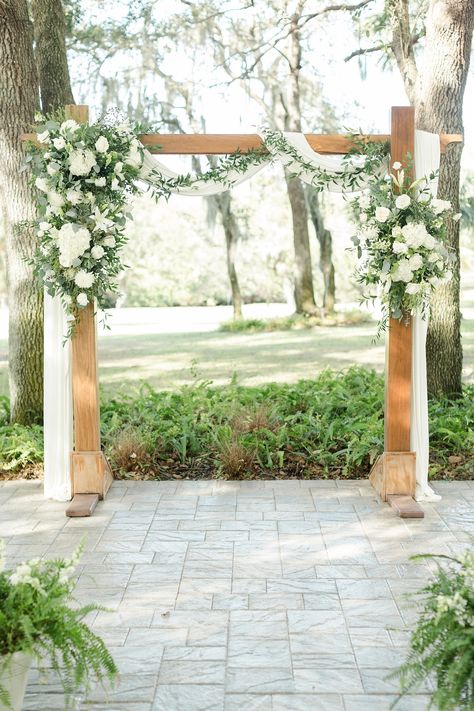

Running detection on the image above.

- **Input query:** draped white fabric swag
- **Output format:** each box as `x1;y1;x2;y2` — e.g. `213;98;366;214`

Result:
43;130;441;501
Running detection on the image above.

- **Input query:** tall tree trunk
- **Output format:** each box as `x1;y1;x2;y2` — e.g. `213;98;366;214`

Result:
214;192;243;319
0;0;43;423
388;0;473;396
31;0;74;113
283;6;317;314
416;0;474;397
306;188;336;313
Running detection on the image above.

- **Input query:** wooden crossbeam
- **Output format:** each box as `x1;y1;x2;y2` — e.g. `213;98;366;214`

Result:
21;131;462;155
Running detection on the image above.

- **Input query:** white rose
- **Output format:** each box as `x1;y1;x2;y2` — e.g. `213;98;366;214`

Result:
35;176;49;192
392;161;402;170
395;194;411;209
111;178;120;190
66;189;82;205
392;259;413;283
53;137;66;150
91;245;105;259
74;270;95;288
63;294;72;305
37;130;50;144
69;149;96;177
60;119;80;133
358;195;371;209
393;241;408;255
405;283;421;295
102;236;116;248
359;213;367;224
95;136;109;153
94;177;106;187
47;162;60;175
76;293;89;307
408;254;423;271
375;207;391;223
114;161;123;174
431;198;451;215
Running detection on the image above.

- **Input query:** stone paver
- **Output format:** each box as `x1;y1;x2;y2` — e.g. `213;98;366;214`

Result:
1;478;472;710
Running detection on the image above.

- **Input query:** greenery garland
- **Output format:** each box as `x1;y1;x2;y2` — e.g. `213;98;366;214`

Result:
28;115;454;338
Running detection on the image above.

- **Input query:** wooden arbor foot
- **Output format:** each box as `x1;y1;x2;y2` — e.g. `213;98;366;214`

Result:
65;451;113;518
369;452;424;519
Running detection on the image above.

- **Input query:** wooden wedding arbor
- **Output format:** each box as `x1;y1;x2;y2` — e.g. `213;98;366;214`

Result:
24;105;462;518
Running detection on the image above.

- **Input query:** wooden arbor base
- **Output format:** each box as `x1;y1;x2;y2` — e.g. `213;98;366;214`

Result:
369;452;424;518
65;451;113;517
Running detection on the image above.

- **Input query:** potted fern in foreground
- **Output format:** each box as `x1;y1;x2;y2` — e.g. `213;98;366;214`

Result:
395;547;474;710
0;540;117;711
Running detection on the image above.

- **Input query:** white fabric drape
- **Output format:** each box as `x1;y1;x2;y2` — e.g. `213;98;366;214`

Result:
43;292;73;501
42;128;440;501
412;130;441;502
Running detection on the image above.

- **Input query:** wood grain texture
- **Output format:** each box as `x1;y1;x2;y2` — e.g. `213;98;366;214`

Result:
22;131;461;154
387;494;424;518
71;451;113;498
71;292;100;451
65;493;99;518
369;451;416;501
385;107;414;453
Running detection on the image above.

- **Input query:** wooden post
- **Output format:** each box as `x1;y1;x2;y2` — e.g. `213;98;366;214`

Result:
65;104;112;517
369;106;423;518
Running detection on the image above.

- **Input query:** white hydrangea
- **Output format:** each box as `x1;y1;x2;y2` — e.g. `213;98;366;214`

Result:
114;161;124;175
392;259;413;283
74;270;95;288
94;177;106;187
95;136;109;153
358;195;371;209
375;206;391;223
91;245;105;260
102;236;116;248
77;292;88;307
395;194;411;209
48;191;65;212
57;223;91;268
401;222;429;249
35;176;49;192
69;149;96;177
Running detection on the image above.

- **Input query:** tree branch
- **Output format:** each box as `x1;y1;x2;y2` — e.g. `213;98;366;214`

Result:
344;42;388;62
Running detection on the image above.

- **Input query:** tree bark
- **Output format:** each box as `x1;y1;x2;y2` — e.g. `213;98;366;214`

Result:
31;0;74;113
0;0;43;423
387;0;473;396
416;0;474;397
214;192;243;319
283;5;317;314
306;188;336;313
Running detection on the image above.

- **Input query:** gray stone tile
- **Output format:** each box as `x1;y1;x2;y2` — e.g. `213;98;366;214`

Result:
158;661;225;685
343;695;431;710
228;638;291;668
230;611;288;639
272;694;344;710
249;593;304;610
153;684;224;711
225;694;272;711
226;667;295;694
294;668;363;693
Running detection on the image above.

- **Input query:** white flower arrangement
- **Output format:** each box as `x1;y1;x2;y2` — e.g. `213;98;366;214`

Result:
26;114;144;334
352;162;455;334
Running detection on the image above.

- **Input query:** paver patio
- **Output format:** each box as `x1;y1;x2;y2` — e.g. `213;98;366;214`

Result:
1;478;473;710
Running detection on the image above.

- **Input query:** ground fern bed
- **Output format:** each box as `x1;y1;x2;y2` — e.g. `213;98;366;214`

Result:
1;367;473;481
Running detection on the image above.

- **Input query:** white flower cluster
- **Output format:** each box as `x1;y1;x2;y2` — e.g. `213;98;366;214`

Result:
31;116;143;328
353;162;454;327
9;561;46;594
436;590;474;627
